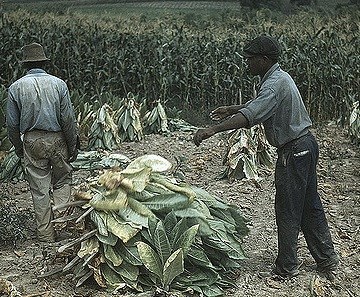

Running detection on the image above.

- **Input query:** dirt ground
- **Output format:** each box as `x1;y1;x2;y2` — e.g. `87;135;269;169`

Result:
0;124;359;297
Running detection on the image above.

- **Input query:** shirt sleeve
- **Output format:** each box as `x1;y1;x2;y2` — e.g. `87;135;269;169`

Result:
59;85;79;155
6;90;23;151
239;87;278;128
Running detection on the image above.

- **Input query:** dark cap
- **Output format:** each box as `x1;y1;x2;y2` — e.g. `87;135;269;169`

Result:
243;35;281;58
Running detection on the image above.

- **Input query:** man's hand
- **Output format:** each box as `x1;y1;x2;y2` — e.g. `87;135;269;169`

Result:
15;147;24;159
209;106;231;121
193;128;215;146
69;149;78;163
68;135;80;162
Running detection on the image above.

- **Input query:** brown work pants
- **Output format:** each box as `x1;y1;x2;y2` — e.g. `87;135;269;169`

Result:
23;130;72;242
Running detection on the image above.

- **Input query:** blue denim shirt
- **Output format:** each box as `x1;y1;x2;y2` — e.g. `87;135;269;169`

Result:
6;68;78;153
240;63;312;148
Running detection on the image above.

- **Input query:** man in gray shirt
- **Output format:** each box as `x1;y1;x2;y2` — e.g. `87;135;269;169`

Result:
193;35;338;280
6;42;79;242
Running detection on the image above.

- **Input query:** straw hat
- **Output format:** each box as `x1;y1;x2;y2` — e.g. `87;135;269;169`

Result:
21;42;50;63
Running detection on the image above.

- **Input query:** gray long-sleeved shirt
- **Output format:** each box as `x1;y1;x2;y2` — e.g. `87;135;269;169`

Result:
6;68;78;155
240;63;312;148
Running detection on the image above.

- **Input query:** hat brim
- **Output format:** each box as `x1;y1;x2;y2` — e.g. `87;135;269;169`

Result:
21;58;50;63
242;51;258;58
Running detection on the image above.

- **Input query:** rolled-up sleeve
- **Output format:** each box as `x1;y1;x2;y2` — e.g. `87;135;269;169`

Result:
240;87;277;128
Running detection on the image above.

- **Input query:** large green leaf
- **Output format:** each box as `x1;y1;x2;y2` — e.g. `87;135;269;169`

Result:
90;189;128;211
187;217;213;236
136;242;163;280
117;202;151;228
174;208;206;219
107;260;139;282
101;263;125;288
162;248;184;288
229;206;249;238
125;154;172;173
90;210;109;236
153;220;171;264
96;232;118;246
170;218;188;246
175;267;218;286
142;193;190;212
173;224;199;256
192;199;212;218
77;237;99;258
99;212;140;243
128;197;156;219
204;233;246;260
103;244;123;266
163;211;178;237
209;208;235;226
202;284;224;297
208;219;233;238
116;241;142;266
190;187;228;209
188;245;216;269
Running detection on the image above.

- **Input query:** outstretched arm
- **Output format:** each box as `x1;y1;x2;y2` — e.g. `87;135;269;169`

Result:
193;112;248;146
210;104;245;121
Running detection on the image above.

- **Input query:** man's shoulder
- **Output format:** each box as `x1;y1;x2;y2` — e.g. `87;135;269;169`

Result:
267;68;293;87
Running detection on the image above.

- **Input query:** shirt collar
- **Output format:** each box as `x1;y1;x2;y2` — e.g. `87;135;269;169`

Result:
26;68;47;75
260;63;280;86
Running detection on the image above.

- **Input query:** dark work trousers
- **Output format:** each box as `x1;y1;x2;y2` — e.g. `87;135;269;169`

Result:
274;132;338;276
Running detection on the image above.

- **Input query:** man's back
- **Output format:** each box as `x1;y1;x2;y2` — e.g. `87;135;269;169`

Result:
8;68;67;133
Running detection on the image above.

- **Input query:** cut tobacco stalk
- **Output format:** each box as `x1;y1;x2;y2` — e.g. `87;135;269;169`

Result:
58;230;97;253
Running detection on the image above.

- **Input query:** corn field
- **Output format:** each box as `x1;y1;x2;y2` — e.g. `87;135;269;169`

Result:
0;7;359;125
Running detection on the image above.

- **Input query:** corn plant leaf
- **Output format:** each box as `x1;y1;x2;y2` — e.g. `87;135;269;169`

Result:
136;241;163;280
162;248;184;288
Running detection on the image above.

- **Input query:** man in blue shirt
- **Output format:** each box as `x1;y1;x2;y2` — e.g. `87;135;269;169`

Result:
193;35;338;280
7;43;79;242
